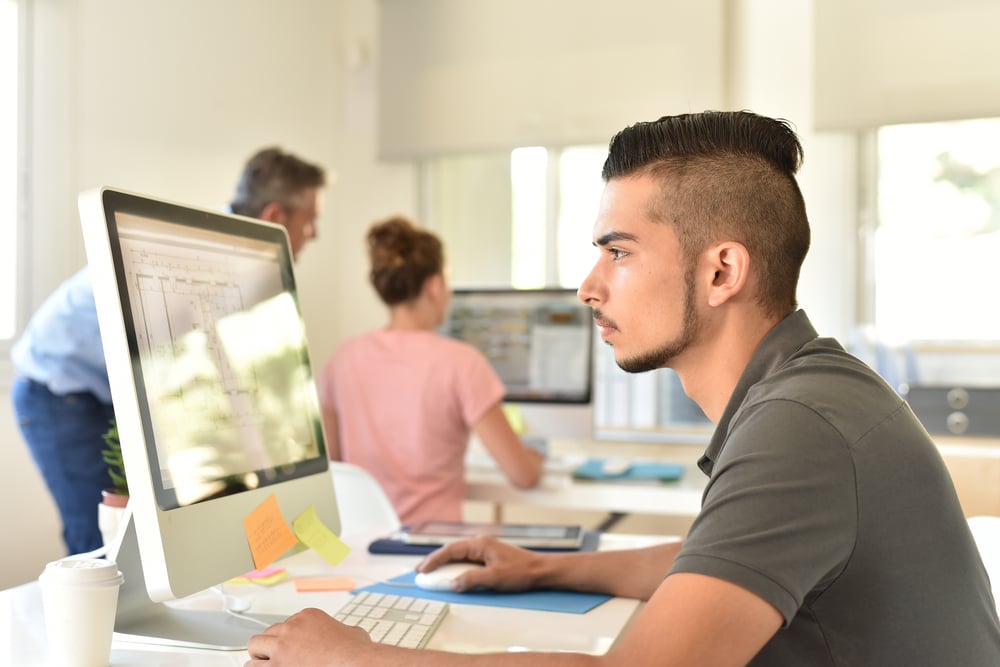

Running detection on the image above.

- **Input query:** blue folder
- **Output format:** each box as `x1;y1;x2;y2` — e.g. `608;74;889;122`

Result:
353;571;612;614
572;458;685;481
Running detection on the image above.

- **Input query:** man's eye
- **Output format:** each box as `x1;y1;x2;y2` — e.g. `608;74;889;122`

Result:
609;248;626;260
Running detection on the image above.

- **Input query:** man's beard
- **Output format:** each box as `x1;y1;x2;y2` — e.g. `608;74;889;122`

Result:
615;270;700;374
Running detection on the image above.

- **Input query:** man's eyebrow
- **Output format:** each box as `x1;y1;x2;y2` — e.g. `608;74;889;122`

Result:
594;231;638;247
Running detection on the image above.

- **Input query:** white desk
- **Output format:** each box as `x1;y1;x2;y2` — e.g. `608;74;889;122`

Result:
465;447;707;521
2;532;675;666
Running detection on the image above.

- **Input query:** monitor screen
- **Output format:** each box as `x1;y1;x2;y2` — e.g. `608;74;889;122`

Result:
101;207;325;509
444;288;594;404
79;187;340;649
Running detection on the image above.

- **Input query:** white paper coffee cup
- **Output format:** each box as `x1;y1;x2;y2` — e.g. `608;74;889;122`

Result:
39;558;125;667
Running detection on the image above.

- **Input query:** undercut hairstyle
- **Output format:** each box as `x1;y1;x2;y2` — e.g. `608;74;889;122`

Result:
602;110;810;318
229;146;326;218
367;215;444;306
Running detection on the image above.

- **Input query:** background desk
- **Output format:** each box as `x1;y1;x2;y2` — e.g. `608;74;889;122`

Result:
2;532;676;665
464;437;707;528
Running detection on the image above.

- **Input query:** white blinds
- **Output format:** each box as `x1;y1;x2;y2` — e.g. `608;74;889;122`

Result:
378;0;726;159
815;0;1000;130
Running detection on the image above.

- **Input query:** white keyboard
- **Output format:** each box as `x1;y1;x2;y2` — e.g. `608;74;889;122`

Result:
333;591;449;649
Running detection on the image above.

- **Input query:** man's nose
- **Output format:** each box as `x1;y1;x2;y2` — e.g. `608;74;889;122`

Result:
577;269;600;306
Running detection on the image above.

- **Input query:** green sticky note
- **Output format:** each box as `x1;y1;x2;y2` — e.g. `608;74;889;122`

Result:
292;505;351;567
502;403;526;435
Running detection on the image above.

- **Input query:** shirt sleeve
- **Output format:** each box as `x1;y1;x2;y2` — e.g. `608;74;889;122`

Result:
452;345;506;427
671;399;858;624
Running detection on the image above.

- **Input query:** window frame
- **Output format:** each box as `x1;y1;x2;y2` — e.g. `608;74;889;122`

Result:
1;0;30;387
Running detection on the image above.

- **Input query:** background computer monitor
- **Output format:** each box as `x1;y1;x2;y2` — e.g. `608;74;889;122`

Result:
443;288;594;441
79;187;340;649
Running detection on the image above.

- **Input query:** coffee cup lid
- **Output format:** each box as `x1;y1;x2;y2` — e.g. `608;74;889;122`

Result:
39;558;124;587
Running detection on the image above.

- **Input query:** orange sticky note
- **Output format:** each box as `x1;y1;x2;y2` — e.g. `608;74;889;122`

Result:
243;494;300;570
294;576;356;593
292;505;351;567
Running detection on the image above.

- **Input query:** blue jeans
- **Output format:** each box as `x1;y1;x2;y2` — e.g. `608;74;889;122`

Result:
12;377;116;555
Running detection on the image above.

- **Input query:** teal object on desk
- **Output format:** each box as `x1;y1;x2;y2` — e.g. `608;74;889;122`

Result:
572;458;685;481
354;572;612;614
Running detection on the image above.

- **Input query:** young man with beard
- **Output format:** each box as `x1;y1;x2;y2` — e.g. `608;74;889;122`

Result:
246;111;1000;666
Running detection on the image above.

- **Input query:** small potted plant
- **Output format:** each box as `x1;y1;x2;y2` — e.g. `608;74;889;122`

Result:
98;419;129;547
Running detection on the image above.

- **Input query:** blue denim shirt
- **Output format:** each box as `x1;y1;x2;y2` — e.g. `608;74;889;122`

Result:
10;266;112;403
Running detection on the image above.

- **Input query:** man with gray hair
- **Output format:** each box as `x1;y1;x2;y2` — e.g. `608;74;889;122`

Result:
11;146;327;555
229;147;327;260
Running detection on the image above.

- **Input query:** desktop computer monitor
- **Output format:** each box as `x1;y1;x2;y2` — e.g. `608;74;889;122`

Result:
79;187;340;649
443;288;594;441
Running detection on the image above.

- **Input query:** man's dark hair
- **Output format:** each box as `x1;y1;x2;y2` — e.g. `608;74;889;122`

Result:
229;147;326;218
602;110;810;317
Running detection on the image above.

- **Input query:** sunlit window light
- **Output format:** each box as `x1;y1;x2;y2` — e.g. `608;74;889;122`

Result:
0;0;19;339
510;147;547;289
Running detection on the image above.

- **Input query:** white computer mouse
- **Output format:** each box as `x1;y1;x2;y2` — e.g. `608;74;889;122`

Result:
414;562;485;592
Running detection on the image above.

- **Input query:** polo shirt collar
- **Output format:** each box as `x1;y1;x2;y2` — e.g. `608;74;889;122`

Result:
697;309;818;476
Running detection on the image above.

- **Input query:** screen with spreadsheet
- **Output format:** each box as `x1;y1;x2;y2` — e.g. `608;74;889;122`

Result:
443;288;593;404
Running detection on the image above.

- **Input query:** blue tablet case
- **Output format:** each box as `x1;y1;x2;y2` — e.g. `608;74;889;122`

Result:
368;529;601;555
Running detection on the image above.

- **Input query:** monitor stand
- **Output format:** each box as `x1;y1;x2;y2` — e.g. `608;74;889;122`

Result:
108;510;286;650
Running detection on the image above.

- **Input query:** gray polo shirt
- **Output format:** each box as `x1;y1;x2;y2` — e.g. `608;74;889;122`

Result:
670;310;1000;666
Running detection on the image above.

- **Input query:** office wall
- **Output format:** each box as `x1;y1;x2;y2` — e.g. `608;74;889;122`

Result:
815;0;1000;129
378;0;727;157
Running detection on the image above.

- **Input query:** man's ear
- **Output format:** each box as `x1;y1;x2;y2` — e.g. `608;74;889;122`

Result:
706;241;750;307
257;202;286;225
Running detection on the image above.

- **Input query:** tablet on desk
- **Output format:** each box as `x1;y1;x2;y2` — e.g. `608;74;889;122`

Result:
397;521;585;549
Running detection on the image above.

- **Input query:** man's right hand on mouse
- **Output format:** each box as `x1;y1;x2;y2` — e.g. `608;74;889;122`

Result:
415;536;550;593
414;562;486;592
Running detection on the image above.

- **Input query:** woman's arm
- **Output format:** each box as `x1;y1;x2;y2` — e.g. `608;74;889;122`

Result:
473;402;543;488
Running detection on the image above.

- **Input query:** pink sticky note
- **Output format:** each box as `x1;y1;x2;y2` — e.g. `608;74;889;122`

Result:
245;566;286;580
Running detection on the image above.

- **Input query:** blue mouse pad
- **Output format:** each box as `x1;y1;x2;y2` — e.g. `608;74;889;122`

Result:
353;572;612;614
572;458;685;481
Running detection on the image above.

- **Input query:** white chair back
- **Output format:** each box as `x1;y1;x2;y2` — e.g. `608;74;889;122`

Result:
329;461;402;538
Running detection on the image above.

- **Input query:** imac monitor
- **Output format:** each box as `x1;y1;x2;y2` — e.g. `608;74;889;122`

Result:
79;187;340;649
443;288;594;440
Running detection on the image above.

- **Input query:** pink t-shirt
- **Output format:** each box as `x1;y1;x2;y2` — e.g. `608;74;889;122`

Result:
318;329;504;524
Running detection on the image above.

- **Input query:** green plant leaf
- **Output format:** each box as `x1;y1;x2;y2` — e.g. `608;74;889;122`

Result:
101;418;128;495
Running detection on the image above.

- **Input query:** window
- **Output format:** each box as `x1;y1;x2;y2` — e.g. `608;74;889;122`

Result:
509;146;603;289
869;118;1000;387
0;0;20;342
